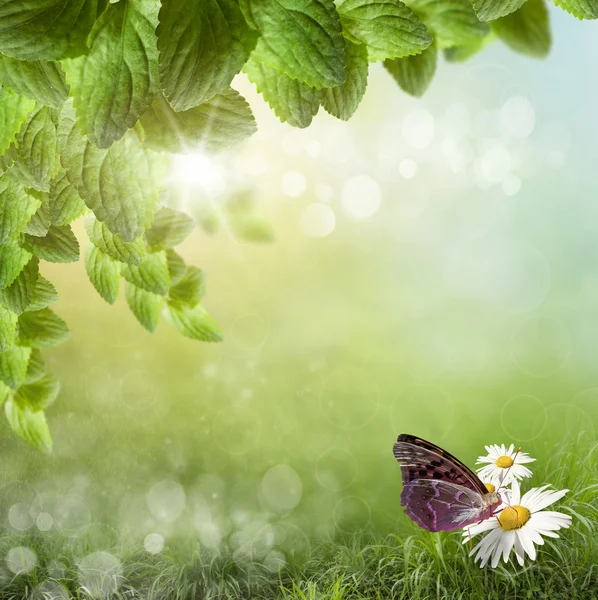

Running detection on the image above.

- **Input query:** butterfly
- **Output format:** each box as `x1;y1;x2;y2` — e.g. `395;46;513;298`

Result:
393;434;502;532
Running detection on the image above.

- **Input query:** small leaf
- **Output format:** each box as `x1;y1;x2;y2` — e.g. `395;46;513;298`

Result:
58;101;161;242
0;55;69;108
23;225;80;263
0;380;8;406
12;104;59;192
158;0;258;111
125;282;161;332
0;0;103;61
405;0;490;49
0;241;32;289
0;345;31;389
444;34;494;62
25;277;59;313
121;251;171;296
85;246;120;305
17;308;69;348
62;0;159;148
0;89;36;155
145;207;195;251
0;305;18;352
550;0;598;19
491;0;551;58
472;0;526;20
229;215;276;243
337;0;432;61
84;213;146;265
164;301;222;342
139;89;257;153
240;0;346;88
0;177;41;243
322;40;369;120
165;249;186;286
22;199;52;236
4;396;52;453
244;60;322;129
168;266;206;308
14;373;60;410
385;43;437;97
24;349;45;384
0;257;40;314
47;169;87;226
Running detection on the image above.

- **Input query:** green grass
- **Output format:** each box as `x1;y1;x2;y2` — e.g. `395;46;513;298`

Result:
1;436;596;600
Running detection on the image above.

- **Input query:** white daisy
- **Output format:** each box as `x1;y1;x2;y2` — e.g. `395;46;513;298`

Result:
476;443;535;485
462;479;572;568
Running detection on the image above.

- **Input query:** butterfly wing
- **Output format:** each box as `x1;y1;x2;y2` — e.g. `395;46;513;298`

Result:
401;478;492;532
393;433;487;495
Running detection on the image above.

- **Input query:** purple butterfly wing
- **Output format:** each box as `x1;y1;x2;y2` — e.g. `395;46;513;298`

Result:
393;434;487;495
401;479;494;532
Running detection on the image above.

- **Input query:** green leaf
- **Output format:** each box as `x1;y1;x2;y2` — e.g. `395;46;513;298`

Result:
322;40;368;120
0;345;31;389
47;169;87;226
23;225;80;263
165;249;186;286
84;246;120;305
164;301;222;342
244;60;322;129
385;42;437;97
12;104;59;192
337;0;432;61
0;55;69;108
0;257;39;314
491;0;551;58
0;380;8;406
25;277;58;312
158;0;258;111
139;89;256;153
84;213;146;265
125;282;161;332
21;197;52;237
240;0;346;88
0;90;36;155
14;373;60;410
24;349;45;384
17;308;69;348
168;266;206;308
63;0;159;148
58;101;161;242
444;34;494;62
551;0;598;18
0;241;32;289
121;251;171;296
145;207;195;251
0;143;18;174
0;177;41;243
0;0;103;61
0;305;18;351
405;0;490;49
229;215;276;242
472;0;525;20
4;396;52;453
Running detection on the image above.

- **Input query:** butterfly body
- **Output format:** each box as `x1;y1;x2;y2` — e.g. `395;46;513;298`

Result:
393;434;501;532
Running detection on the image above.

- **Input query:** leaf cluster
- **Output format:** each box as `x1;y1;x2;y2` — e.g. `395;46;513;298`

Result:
0;0;589;450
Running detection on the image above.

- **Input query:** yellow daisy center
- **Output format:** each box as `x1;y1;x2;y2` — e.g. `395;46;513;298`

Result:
484;483;496;493
498;505;531;531
495;455;514;468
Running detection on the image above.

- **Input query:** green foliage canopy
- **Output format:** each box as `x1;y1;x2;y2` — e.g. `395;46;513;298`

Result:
0;0;587;450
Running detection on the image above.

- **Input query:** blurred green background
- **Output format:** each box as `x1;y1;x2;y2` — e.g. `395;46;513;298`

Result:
1;8;598;567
